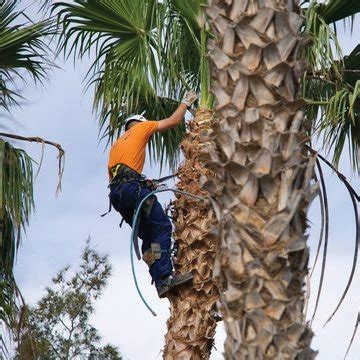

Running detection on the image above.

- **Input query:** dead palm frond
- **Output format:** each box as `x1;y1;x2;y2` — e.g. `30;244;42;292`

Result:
345;312;360;359
310;159;330;325
306;147;360;329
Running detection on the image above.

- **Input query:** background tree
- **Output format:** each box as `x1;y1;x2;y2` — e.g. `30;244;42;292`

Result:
15;240;121;360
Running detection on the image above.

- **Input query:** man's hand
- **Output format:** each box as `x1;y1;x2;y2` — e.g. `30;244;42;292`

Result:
181;91;198;108
157;90;198;132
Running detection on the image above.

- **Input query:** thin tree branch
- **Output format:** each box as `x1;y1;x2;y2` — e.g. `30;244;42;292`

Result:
0;132;65;194
58;317;71;333
65;317;75;360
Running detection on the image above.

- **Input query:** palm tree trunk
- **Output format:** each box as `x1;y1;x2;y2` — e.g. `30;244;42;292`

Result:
202;0;318;358
163;109;219;359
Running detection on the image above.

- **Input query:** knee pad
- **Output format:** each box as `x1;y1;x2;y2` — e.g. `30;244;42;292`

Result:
142;243;162;267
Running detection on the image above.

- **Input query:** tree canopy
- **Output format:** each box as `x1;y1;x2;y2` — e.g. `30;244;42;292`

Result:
15;241;121;360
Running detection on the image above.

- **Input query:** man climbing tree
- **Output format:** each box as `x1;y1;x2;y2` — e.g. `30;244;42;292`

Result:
108;91;198;298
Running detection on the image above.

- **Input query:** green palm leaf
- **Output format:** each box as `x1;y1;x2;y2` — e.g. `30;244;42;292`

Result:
315;0;360;25
0;139;33;346
56;0;211;169
303;3;360;171
343;45;360;88
0;1;54;111
161;0;212;107
56;0;186;169
1;140;34;276
304;38;360;170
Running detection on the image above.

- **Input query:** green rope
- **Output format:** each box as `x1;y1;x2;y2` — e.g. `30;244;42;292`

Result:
130;187;204;317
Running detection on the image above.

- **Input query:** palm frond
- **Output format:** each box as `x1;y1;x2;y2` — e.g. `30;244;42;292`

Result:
1;141;34;275
38;0;53;13
161;0;211;107
310;159;329;324
315;0;360;26
0;132;65;194
55;0;201;170
306;146;360;326
306;80;360;171
0;1;54;111
309;174;326;278
343;45;360;89
303;6;360;172
0;275;18;328
324;180;359;325
304;2;343;78
0;139;33;346
345;312;360;359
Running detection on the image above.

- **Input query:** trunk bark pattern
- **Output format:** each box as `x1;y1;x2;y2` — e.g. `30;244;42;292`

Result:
164;109;219;360
202;1;317;358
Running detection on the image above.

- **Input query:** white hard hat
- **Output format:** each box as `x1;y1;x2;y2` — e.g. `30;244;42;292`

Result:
124;114;147;130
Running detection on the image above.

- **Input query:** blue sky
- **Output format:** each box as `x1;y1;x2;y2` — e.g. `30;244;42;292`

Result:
4;3;360;360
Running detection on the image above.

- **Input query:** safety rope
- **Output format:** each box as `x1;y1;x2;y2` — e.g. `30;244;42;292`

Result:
130;187;204;317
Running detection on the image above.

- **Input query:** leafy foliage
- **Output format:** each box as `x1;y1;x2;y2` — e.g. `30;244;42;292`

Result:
161;0;211;106
303;2;360;171
14;241;121;359
315;0;360;26
0;140;34;343
1;142;34;275
55;0;210;170
56;0;360;172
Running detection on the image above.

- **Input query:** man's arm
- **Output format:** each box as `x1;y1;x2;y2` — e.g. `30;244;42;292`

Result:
157;91;198;132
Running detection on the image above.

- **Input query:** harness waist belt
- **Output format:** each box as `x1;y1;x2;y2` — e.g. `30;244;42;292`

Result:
111;163;140;179
110;164;142;188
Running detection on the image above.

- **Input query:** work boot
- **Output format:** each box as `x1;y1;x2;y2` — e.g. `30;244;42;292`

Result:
156;272;193;298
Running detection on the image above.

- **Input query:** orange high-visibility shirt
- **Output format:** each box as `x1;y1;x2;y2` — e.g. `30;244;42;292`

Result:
108;121;158;177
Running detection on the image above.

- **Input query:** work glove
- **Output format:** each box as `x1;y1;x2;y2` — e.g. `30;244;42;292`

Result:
181;90;198;108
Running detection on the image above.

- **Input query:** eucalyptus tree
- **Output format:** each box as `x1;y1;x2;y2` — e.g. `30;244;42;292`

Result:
55;0;360;359
202;0;360;358
0;0;58;350
16;241;121;360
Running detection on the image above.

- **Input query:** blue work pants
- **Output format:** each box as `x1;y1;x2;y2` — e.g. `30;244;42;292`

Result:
109;181;173;286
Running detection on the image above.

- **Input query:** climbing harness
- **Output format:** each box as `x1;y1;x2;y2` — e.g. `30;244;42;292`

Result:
102;164;203;316
130;186;204;317
102;165;178;259
101;164;177;218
